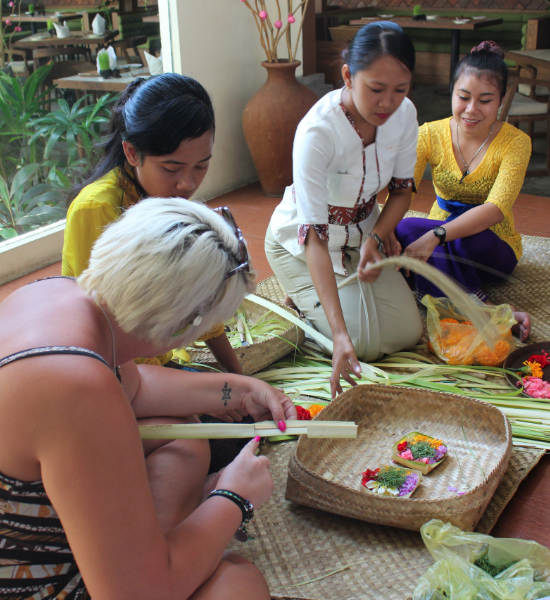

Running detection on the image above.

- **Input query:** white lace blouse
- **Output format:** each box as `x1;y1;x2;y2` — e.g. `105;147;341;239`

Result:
268;88;418;275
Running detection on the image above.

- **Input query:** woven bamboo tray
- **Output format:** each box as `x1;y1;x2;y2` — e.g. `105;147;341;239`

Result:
286;385;512;532
187;297;304;375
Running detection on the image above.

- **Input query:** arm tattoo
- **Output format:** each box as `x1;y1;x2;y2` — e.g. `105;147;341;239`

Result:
221;382;231;407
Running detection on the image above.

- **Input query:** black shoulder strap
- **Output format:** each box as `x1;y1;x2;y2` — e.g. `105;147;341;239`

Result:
0;346;121;381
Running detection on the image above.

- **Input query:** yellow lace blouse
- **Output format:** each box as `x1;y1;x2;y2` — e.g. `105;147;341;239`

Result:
414;118;531;260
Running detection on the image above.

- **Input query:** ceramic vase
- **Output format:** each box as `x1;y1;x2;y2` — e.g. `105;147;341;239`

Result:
242;60;317;196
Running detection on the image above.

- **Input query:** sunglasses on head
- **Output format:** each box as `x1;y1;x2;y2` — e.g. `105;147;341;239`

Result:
213;206;250;280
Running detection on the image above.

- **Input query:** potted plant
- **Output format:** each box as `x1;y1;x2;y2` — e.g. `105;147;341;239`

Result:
413;4;426;20
239;0;317;195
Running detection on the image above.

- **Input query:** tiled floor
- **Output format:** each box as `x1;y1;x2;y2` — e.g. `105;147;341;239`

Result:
2;180;550;545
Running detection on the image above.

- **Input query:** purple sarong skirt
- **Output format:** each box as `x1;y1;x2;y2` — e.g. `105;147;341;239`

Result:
395;217;518;301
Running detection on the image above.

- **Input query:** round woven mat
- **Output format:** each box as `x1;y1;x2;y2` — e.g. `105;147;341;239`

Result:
228;440;544;600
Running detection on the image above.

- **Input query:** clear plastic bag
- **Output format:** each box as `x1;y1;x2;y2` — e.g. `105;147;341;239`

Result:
422;296;516;366
413;519;550;600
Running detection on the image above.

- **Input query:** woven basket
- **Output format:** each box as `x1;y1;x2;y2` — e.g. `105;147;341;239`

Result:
286;385;512;532
187;297;304;375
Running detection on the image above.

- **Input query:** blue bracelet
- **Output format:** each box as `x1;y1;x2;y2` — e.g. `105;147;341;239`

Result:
207;489;254;541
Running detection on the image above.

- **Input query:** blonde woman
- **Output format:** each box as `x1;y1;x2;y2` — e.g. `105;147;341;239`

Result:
0;198;295;599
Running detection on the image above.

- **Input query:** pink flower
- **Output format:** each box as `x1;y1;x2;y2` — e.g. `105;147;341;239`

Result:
274;19;282;28
5;18;11;26
421;457;430;464
258;10;267;19
288;14;296;24
8;1;14;7
14;25;21;31
522;376;550;398
400;449;413;460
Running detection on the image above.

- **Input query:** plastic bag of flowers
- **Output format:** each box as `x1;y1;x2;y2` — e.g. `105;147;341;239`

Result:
422;295;516;366
412;519;550;600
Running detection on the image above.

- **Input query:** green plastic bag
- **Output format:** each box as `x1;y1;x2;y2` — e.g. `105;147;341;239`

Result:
413;520;550;600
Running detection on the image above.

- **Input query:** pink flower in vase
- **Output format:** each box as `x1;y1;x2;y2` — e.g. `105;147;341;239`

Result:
274;19;282;29
288;14;296;24
258;10;267;20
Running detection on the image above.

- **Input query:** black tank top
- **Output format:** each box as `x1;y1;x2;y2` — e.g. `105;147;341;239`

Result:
0;276;121;381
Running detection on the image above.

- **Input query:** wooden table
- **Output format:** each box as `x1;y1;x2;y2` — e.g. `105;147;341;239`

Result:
505;48;550;73
13;30;118;55
53;67;149;94
2;12;83;33
333;16;503;80
1;12;83;24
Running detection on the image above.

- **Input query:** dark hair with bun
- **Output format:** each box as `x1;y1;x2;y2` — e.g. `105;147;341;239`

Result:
450;40;508;98
343;20;415;75
72;73;215;198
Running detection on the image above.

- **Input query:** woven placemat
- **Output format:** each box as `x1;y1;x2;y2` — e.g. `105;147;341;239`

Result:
229;441;544;600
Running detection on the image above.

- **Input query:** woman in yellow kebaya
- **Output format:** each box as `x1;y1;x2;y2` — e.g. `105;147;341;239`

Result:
396;41;531;341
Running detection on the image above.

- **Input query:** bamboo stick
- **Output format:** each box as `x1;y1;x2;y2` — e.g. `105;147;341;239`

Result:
139;420;358;440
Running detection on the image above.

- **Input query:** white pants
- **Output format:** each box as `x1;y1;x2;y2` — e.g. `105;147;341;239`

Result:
265;226;422;361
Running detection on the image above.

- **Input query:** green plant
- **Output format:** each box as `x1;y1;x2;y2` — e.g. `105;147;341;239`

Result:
28;93;115;175
413;4;422;15
0;163;66;239
0;64;51;177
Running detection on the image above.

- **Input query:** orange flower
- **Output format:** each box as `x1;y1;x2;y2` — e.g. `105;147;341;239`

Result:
308;404;326;418
524;360;544;379
434;319;511;366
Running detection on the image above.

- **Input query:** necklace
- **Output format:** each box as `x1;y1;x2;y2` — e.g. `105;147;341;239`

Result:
455;120;494;184
94;295;118;374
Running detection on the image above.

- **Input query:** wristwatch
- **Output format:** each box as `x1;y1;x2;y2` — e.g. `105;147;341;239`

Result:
432;226;447;245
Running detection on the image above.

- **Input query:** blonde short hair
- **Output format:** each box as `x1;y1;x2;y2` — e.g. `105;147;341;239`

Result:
78;197;256;347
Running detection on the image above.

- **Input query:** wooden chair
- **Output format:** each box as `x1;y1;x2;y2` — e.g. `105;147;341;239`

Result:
31;47;95;110
499;67;550;176
32;46;93;68
109;35;147;66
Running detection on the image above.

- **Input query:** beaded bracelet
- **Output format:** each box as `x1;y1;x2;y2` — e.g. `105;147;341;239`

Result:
207;489;254;541
366;231;384;254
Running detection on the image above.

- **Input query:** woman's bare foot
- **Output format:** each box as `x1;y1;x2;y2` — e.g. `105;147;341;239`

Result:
512;310;531;342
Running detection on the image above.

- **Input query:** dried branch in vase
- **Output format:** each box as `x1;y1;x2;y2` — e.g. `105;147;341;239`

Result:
239;0;310;63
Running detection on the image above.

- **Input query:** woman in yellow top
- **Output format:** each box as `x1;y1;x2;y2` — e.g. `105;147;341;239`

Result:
63;73;242;371
395;41;531;340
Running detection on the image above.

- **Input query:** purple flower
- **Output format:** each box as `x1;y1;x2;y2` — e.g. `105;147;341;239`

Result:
434;445;447;461
398;473;419;496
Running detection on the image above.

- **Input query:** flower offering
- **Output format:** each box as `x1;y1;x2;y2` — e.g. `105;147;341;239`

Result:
517;350;550;399
392;432;448;474
361;465;421;498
